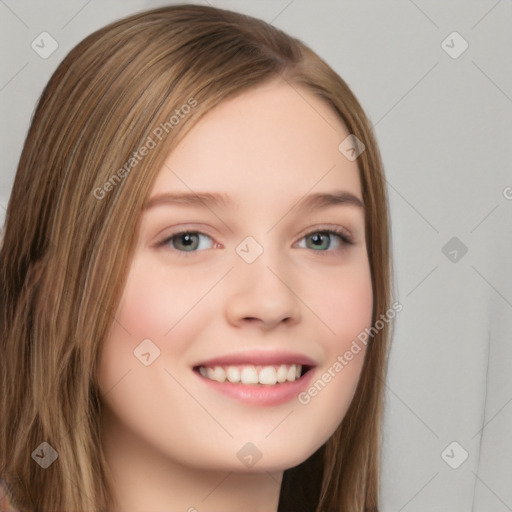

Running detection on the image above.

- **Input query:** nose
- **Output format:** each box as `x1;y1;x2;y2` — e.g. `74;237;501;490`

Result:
224;251;302;331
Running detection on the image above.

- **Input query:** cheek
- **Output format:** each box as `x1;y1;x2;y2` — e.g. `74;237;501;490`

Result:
113;257;211;340
96;258;181;394
291;262;373;438
97;256;219;393
316;260;374;346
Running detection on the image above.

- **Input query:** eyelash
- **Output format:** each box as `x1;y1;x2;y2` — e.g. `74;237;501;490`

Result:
157;227;354;257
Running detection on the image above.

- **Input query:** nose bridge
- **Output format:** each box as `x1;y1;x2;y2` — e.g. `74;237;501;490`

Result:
224;234;301;328
236;230;293;278
235;232;288;287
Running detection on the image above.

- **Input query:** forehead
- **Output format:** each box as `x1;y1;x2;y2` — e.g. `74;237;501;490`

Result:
150;78;362;206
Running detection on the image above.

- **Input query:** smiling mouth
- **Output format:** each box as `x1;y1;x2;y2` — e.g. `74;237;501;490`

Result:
194;364;312;385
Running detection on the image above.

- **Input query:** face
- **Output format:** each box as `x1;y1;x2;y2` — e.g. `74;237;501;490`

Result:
97;78;373;473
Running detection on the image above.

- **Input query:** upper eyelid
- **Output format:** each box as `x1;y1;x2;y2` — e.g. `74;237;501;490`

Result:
158;221;354;236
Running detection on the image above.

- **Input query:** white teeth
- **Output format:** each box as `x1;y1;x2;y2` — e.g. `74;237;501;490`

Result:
240;366;259;384
258;366;277;385
276;364;288;383
198;364;304;385
286;364;297;382
212;366;226;383
226;366;241;383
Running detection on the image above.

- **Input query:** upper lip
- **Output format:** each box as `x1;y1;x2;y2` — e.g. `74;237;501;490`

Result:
192;350;317;368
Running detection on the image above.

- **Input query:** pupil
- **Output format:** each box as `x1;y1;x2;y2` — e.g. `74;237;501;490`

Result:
312;233;326;247
179;233;197;250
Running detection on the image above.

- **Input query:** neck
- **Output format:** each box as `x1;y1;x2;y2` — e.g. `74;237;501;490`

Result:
100;407;283;512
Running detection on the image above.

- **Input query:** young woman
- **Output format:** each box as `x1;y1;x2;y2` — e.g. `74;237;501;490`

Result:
0;4;393;511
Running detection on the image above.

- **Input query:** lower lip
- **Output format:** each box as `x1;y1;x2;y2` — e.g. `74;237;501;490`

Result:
194;368;316;406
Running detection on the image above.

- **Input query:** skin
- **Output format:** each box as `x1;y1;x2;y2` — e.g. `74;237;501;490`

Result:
97;77;373;512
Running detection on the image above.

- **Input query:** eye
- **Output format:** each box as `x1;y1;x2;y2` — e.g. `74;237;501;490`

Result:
156;227;354;256
160;231;215;253
296;228;353;252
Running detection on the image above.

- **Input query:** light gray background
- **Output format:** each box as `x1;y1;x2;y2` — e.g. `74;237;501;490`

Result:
1;1;511;510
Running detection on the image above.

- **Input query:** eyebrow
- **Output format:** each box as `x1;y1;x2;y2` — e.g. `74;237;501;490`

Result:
143;190;365;211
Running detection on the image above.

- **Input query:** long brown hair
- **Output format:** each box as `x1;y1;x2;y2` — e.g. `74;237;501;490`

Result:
0;4;392;511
